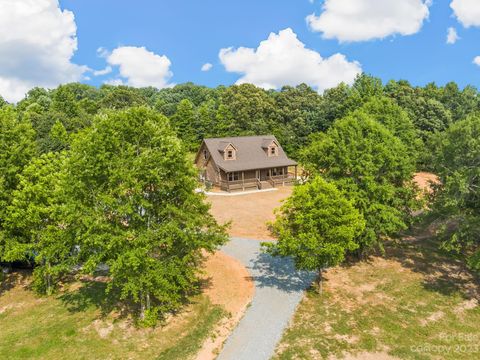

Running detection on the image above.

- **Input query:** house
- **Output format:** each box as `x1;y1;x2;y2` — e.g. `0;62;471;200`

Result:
195;135;298;192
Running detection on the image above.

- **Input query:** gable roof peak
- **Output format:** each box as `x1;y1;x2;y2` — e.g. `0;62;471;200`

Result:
261;138;278;149
217;141;237;152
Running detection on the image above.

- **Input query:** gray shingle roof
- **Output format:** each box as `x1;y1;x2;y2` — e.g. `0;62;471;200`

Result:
202;135;297;172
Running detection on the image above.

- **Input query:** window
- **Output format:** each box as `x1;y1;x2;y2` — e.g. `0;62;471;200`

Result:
269;145;278;156
223;143;236;160
271;168;284;176
228;172;239;182
203;149;208;160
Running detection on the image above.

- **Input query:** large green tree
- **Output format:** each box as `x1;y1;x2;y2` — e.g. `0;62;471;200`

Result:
432;115;480;270
0;108;37;230
170;98;197;150
264;177;365;293
359;97;421;161
302;111;418;253
219;84;278;136
3;152;71;294
65;107;227;322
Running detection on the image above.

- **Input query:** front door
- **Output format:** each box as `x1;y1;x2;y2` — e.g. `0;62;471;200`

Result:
260;170;268;181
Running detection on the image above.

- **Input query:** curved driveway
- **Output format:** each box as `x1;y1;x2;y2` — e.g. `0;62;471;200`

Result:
217;237;315;360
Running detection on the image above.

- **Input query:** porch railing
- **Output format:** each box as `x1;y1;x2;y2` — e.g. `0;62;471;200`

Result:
217;174;296;192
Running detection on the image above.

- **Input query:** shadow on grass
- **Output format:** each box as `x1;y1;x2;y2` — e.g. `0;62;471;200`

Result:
384;218;480;300
58;280;121;317
0;270;31;296
59;276;206;323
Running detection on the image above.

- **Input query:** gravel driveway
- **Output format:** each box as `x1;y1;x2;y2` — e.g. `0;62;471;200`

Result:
217;237;315;360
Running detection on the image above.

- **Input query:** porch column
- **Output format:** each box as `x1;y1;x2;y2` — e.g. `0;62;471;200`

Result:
242;171;245;191
294;165;298;181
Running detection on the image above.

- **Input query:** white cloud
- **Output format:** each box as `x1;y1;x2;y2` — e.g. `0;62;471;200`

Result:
307;0;431;42
0;0;87;102
219;28;361;93
201;63;213;72
473;56;480;67
97;47;110;59
105;46;173;88
446;27;460;44
105;79;125;86
451;0;480;27
93;66;112;76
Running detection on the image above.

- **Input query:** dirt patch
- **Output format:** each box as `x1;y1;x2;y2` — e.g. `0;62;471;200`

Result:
420;311;445;326
333;334;360;345
334;352;399;360
324;257;409;312
414;172;439;194
82;319;114;338
454;298;478;315
207;186;293;240
201;251;254;314
196;251;254;360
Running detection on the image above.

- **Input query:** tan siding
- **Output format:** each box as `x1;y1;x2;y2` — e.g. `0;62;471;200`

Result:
195;143;209;168
205;159;218;184
220;170;227;181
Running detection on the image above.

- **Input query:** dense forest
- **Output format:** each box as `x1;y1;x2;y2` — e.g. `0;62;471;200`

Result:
1;74;479;322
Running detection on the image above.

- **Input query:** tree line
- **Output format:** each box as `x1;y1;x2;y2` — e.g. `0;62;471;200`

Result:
4;74;479;160
1;74;479;317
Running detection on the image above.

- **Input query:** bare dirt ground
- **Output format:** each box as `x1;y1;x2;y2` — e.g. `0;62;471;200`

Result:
208;172;437;241
207;187;293;240
414;172;439;193
196;251;254;360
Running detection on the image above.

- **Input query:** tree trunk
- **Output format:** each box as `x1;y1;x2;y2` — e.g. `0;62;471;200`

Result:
46;261;52;295
146;293;151;311
140;293;145;320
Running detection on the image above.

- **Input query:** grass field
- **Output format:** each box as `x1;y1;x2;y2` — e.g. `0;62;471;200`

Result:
0;274;225;360
273;219;480;360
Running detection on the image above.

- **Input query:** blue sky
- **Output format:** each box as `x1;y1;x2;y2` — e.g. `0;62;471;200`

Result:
61;0;479;88
1;0;479;102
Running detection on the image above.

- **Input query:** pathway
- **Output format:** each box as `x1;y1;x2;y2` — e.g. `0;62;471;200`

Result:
217;237;315;360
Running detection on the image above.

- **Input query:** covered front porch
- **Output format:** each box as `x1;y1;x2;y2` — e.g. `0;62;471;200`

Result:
219;166;298;192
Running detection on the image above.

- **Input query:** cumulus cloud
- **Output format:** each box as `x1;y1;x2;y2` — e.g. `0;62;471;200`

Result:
105;46;173;88
473;56;480;67
451;0;480;27
93;66;112;76
219;28;361;93
446;27;460;44
307;0;431;42
0;0;87;102
201;63;213;72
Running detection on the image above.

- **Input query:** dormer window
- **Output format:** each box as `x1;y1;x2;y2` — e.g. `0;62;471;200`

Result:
268;144;278;157
262;138;279;157
221;143;237;160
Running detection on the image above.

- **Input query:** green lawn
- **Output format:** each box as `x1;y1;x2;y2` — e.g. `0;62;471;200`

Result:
0;275;225;360
274;221;480;360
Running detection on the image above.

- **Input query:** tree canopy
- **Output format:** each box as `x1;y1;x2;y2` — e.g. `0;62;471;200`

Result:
302;111;418;253
432;115;480;270
264;177;365;292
